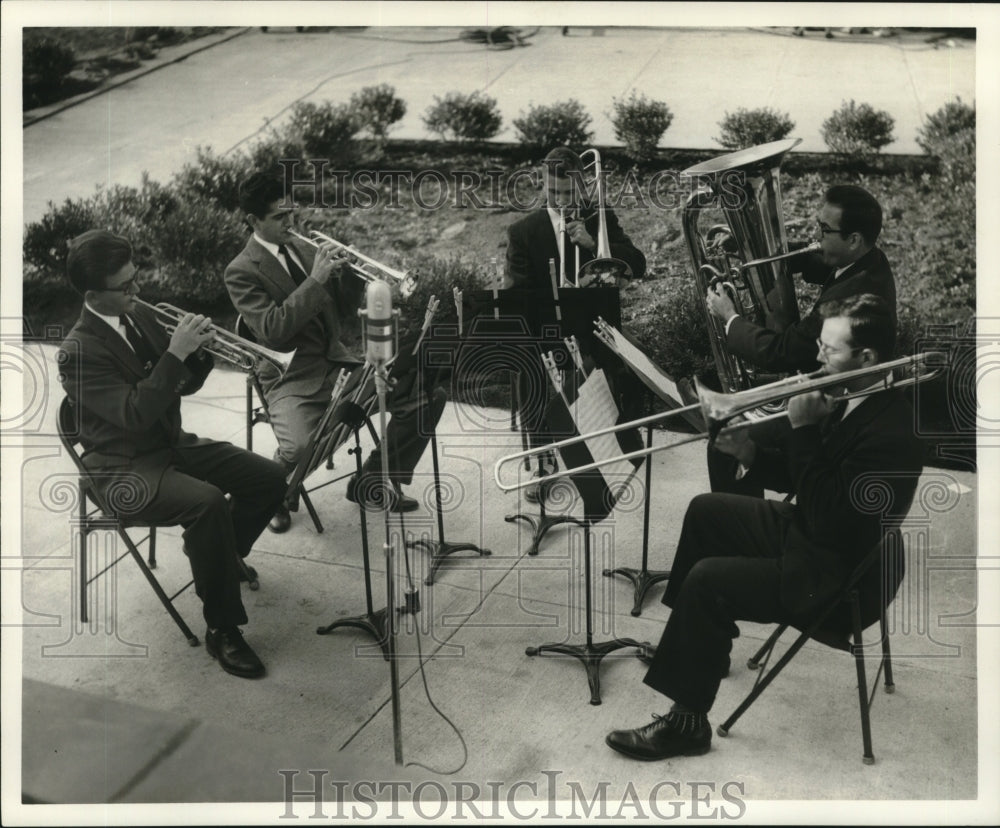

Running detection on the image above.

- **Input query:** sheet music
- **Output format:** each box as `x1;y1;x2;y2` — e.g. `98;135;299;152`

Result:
599;323;685;409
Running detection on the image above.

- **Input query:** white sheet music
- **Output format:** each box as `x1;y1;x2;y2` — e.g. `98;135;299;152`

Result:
569;370;640;497
599;324;686;409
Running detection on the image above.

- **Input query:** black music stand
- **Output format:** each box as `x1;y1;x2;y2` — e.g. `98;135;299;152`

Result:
526;516;649;705
602;392;671;616
464;287;623;557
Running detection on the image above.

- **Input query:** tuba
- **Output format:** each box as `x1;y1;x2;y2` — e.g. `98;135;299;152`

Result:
680;138;816;396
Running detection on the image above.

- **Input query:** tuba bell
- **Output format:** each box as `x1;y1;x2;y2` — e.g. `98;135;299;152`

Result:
680;138;816;398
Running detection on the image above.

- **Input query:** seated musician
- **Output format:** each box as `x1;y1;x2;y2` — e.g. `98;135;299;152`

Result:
703;184;898;497
505;146;646;502
58;230;287;678
606;294;922;759
225;172;447;533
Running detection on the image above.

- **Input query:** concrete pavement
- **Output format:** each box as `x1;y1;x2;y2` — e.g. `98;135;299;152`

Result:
9;343;985;817
20;26;974;224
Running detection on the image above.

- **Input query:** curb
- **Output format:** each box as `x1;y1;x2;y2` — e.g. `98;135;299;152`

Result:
23;27;252;128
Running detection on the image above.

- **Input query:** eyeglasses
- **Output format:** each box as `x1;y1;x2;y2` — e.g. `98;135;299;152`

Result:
816;338;863;356
102;276;139;293
816;220;846;237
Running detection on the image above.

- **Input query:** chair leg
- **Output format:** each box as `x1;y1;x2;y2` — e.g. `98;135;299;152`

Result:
880;610;895;693
246;377;254;451
78;484;89;624
147;526;157;568
849;595;876;765
748;624;787;670
300;486;324;533
120;530;199;646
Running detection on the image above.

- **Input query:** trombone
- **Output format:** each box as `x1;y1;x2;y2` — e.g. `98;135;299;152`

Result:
134;299;295;375
493;351;945;492
287;229;419;299
558;148;632;287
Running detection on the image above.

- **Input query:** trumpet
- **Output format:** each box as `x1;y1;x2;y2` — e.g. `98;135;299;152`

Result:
287;229;419;299
134;299;295;375
493;351;944;492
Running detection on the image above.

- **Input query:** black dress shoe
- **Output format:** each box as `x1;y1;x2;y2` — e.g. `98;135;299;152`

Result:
238;563;258;583
268;504;291;533
346;476;418;513
205;627;265;678
606;711;711;761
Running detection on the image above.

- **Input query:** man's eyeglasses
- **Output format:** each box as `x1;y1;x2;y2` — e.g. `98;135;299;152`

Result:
816;338;863;356
102;276;139;293
816;220;846;237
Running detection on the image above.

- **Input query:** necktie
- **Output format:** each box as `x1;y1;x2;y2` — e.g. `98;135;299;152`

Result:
120;315;156;371
277;244;308;285
821;399;849;436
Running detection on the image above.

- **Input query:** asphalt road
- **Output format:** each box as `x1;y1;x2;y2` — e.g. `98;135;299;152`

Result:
21;25;975;225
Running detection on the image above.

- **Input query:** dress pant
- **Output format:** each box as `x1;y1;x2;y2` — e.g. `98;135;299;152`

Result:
267;361;446;485
128;442;287;629
643;492;795;714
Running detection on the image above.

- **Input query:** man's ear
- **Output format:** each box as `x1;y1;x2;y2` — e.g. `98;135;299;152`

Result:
860;347;878;367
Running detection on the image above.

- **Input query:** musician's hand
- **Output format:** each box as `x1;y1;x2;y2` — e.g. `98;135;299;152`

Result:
706;284;737;322
309;241;338;284
788;390;837;428
713;425;756;466
566;219;596;253
168;313;214;360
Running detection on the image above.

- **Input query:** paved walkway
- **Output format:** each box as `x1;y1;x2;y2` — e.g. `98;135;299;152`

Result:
20;25;975;224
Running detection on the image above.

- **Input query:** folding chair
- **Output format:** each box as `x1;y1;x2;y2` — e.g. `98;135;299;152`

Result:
717;538;902;764
57;397;200;647
236;315;322;532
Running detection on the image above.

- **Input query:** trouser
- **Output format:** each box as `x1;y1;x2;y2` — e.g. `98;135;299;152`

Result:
643;492;795;713
267;361;447;486
128;442;287;629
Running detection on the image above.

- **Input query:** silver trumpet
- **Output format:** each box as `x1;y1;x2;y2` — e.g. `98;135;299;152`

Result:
134;299;295;375
287;229;419;299
493;351;945;492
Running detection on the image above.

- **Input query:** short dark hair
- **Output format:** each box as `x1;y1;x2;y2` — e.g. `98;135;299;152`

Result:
818;293;895;361
824;184;883;246
66;229;133;295
542;146;583;178
238;171;288;219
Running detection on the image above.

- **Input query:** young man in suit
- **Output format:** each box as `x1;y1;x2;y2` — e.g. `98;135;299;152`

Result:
225;172;446;532
605;294;922;760
505;146;646;502
705;184;897;496
57;230;287;678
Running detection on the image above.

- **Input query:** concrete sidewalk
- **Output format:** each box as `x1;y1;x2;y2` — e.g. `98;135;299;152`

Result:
20;25;974;224
10;344;983;815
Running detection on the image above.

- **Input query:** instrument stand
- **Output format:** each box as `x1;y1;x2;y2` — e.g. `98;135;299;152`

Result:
602;421;671;616
505;486;578;557
316;414;390;661
407;431;491;586
526;517;649;705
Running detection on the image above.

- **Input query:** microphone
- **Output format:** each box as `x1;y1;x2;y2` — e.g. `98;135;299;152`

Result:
364;280;395;367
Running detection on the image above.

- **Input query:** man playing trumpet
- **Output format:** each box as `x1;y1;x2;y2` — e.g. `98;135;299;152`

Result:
57;230;288;678
225;172;446;532
606;294;922;760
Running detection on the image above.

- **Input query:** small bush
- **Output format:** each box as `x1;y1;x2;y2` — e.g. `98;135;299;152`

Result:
23;35;76;86
821;100;895;164
609;91;673;162
512;99;593;150
172;146;252;212
916;98;975;185
283;100;360;161
422;91;503;143
716;107;795;150
350;84;406;151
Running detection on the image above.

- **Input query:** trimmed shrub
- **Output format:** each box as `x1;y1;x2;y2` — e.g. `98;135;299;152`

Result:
23;35;76;86
716;107;795;150
916;98;975;185
422;91;503;143
609;91;673;162
172;146;252;212
821;100;895;163
350;84;406;151
512;99;593;150
283;100;360;162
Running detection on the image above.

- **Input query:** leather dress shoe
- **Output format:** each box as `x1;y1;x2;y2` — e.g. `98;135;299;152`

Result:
239;563;258;584
606;711;711;761
205;627;265;678
268;504;291;533
346;475;418;513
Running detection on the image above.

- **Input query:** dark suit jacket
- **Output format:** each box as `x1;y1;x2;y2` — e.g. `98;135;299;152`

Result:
743;387;922;618
57;304;218;502
505;208;646;289
726;245;896;372
224;236;363;403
